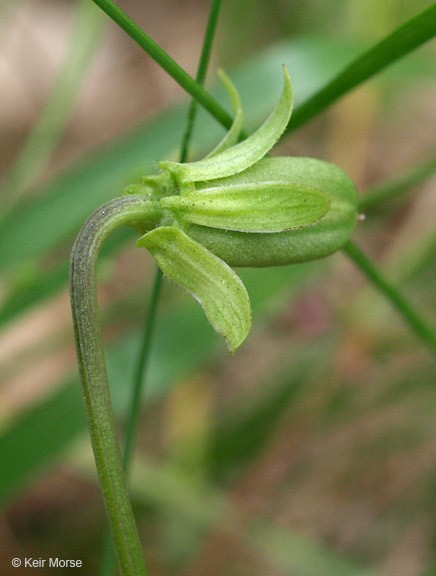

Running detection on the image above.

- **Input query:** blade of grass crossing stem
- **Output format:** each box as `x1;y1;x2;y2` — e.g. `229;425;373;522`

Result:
90;0;233;132
287;4;436;133
2;22;435;275
99;2;223;574
343;240;436;356
0;0;105;225
90;0;436;137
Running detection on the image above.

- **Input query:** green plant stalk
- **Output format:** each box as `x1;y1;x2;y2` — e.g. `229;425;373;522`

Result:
179;0;223;163
90;0;233;131
0;0;105;224
359;154;436;210
98;269;163;576
343;240;436;355
70;195;162;576
359;152;436;283
123;271;163;470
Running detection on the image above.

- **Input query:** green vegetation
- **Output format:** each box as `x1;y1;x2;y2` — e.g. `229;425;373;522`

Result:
1;1;435;575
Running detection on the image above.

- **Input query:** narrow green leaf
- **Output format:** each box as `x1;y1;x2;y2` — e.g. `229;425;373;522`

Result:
288;4;436;133
161;182;330;232
206;69;244;158
137;227;251;351
158;65;293;184
90;0;233;131
92;0;436;142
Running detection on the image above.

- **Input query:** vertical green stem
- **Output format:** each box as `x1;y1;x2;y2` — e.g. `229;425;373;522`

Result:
343;240;436;355
70;195;161;576
120;0;224;495
99;268;163;576
123;271;163;469
98;3;224;574
125;0;224;456
179;0;223;162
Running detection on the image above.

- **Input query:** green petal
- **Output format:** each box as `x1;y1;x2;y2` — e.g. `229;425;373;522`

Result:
161;182;330;232
206;70;244;158
137;226;251;351
158;65;293;184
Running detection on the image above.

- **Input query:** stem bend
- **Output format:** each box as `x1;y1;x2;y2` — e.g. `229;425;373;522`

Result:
70;195;158;576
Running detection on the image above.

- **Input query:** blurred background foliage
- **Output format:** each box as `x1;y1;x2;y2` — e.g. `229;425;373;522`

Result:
0;0;436;575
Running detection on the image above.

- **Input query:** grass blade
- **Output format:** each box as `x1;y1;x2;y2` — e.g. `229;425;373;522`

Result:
344;240;436;355
359;154;436;210
90;0;233;130
287;4;436;133
0;0;105;224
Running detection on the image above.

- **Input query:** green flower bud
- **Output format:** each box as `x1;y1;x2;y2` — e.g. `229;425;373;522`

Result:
187;156;358;267
132;66;358;349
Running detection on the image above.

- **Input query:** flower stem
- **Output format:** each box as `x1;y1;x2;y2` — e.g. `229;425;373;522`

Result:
343;240;436;355
70;195;161;576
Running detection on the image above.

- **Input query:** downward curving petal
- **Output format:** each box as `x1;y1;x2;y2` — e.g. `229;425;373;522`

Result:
137;226;252;351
